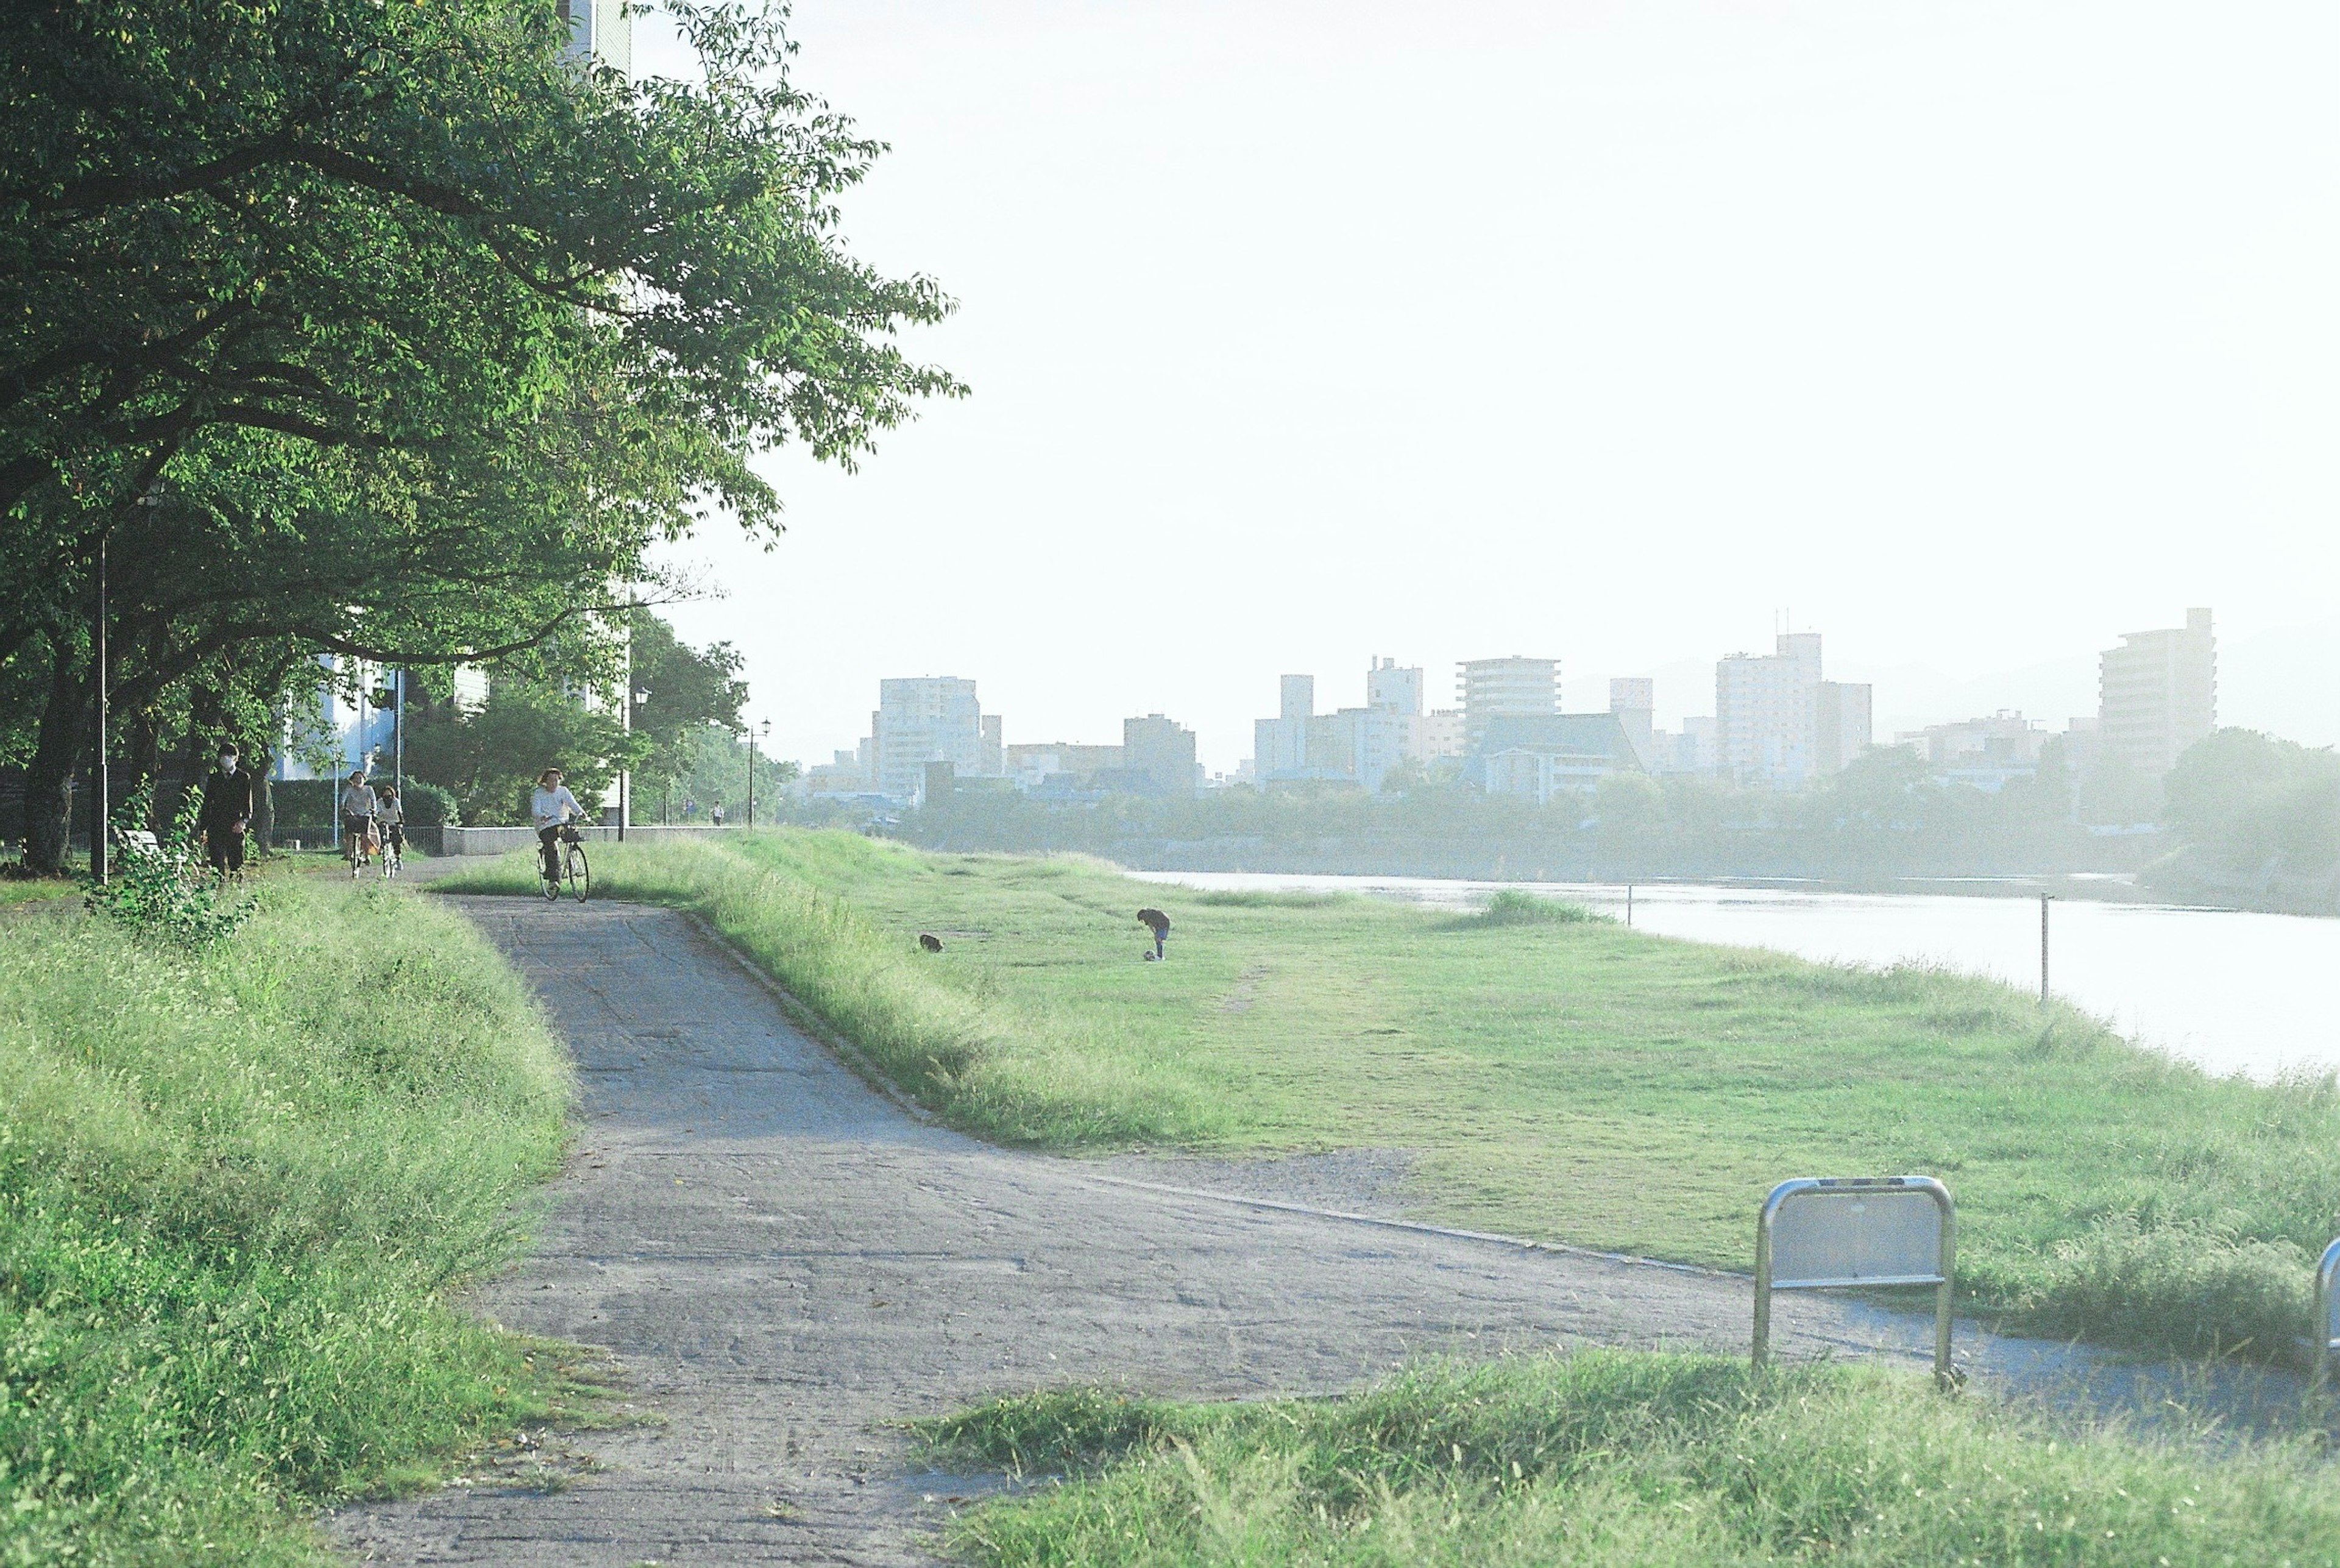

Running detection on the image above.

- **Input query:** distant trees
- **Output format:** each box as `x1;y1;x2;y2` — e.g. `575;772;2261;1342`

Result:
2160;729;2340;876
1;1;959;869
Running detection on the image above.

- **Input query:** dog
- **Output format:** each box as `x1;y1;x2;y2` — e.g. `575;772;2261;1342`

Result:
918;932;944;954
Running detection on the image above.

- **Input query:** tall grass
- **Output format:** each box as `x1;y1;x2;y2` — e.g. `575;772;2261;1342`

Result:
926;1353;2340;1567
0;879;578;1564
438;835;1221;1146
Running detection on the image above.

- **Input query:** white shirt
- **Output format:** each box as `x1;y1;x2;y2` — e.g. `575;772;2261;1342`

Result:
338;783;377;818
531;785;584;829
375;795;404;826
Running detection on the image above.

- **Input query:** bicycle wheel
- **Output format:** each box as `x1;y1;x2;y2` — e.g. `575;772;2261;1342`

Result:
565;841;590;902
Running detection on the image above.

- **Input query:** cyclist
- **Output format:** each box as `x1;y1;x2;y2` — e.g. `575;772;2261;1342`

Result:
338;769;378;871
531;767;586;886
375;784;405;876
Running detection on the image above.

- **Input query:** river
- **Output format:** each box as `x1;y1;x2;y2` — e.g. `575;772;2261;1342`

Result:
1129;870;2338;1084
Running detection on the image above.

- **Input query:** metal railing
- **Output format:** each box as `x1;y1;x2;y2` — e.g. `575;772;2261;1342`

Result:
1755;1176;1957;1387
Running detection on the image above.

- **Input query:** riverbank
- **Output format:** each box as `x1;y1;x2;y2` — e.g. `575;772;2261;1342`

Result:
0;876;583;1563
441;831;2340;1364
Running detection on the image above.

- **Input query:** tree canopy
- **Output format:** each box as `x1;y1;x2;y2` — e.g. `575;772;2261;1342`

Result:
1;0;961;868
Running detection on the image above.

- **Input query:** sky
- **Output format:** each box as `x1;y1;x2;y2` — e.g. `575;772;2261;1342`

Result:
640;1;2340;773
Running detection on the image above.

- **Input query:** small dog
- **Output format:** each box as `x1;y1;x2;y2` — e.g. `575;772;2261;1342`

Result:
918;932;944;953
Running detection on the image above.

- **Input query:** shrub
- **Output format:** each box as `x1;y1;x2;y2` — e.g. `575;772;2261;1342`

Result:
1470;887;1601;925
84;788;254;949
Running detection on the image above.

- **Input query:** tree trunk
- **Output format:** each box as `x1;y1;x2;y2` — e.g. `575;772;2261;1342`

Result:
252;743;276;853
21;648;89;876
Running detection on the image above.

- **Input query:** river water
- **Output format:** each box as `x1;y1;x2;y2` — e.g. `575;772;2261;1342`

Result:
1129;870;2339;1084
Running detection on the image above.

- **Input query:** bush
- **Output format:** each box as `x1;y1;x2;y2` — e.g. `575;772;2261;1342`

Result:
1470;887;1601;925
85;789;254;949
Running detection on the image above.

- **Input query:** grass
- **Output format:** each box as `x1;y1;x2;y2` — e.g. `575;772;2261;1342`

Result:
439;831;2340;1361
1;874;581;1564
922;1353;2340;1567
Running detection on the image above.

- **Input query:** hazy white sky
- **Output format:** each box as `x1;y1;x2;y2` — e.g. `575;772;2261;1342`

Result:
645;2;2339;772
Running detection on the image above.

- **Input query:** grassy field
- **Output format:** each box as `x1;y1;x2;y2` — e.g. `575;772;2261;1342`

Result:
923;1355;2340;1567
1;874;579;1564
441;831;2340;1360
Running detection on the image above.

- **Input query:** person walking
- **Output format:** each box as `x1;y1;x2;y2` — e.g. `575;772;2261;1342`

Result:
337;770;378;868
197;744;257;880
1138;907;1171;962
711;801;725;828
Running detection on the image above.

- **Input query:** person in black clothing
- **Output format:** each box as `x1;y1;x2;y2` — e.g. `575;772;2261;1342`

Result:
1137;907;1171;961
199;745;257;878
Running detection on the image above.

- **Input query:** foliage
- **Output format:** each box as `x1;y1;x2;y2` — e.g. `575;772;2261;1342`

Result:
83;787;253;948
900;757;2123;881
1469;888;1600;926
927;1354;2340;1567
0;0;962;869
0;876;578;1562
2161;728;2340;874
402;675;627;827
439;832;2340;1362
626;608;750;800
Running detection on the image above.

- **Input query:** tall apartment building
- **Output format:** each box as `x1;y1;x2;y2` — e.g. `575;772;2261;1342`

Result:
1715;632;1871;788
1458;657;1561;753
2098;608;2215;776
1366;658;1424;716
870;676;997;802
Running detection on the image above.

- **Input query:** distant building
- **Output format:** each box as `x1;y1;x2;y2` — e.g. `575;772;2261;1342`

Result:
1366;658;1424;716
1254;667;1410;792
1895;711;2046;792
1674;716;1719;774
1006;741;1124;793
1280;674;1315;720
1715;632;1870;789
1476;714;1643;804
2098;608;2215;776
1122;714;1199;796
1458;656;1561;754
1608;678;1656;770
869;676;1000;803
1410;709;1466;765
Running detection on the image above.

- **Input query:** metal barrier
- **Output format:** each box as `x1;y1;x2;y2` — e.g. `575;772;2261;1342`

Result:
2315;1238;2340;1388
1755;1176;1957;1386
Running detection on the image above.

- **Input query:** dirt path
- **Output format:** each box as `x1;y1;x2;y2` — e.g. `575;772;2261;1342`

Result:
334;896;2267;1566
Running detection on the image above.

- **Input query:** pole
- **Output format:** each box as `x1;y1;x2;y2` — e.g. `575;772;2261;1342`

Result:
746;730;756;828
2039;893;2051;1004
393;670;404;795
91;533;108;884
1626;883;1634;928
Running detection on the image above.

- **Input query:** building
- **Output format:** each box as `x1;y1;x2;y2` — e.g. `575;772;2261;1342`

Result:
556;0;633;71
867;677;1000;803
1123;714;1199;796
1476;714;1643;804
1411;709;1466;765
2098;608;2216;776
1366;658;1424;717
1253;668;1411;792
1895;711;2046;792
1608;678;1656;770
1458;657;1561;753
1715;632;1871;788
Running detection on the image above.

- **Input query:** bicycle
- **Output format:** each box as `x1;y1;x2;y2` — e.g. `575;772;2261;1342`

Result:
539;826;589;903
379;826;403;881
344;821;372;879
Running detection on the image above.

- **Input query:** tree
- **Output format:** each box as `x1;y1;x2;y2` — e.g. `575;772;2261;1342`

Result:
626;609;748;802
1;1;963;868
2161;729;2340;874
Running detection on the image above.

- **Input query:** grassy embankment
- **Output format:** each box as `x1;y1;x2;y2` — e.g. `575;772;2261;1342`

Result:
1;876;580;1564
442;831;2340;1361
925;1355;2340;1567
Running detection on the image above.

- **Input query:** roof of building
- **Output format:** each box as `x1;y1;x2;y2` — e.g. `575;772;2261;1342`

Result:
1475;712;1642;768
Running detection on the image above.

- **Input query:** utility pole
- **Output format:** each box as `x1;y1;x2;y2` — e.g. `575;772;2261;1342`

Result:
393;670;405;796
2039;893;2052;1004
91;530;108;883
746;726;756;828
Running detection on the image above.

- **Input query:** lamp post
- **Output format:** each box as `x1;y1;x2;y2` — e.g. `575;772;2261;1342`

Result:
91;527;108;883
746;724;757;828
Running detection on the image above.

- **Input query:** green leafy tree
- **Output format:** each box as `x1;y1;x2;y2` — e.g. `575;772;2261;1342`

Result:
0;0;963;868
2162;728;2340;874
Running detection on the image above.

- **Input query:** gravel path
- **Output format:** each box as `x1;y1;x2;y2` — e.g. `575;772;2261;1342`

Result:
334;895;2269;1566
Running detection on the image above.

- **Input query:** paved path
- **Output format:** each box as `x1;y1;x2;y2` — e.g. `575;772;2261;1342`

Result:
333;897;2190;1566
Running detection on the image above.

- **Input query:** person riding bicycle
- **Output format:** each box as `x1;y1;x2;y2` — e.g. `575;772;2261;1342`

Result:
531;767;586;884
338;770;378;865
375;784;405;869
